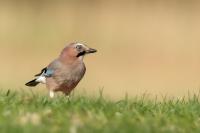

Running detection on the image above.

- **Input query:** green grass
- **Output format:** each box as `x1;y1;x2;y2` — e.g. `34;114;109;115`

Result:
0;90;200;133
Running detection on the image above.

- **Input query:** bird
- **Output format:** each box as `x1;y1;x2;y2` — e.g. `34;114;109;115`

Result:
25;42;97;98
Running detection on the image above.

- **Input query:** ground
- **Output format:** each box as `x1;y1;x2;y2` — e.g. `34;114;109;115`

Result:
0;90;200;133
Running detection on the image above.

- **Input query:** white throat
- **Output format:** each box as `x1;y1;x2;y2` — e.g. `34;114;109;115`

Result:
78;55;84;60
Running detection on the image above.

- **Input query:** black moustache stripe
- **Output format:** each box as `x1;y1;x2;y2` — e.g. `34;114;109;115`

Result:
76;51;86;57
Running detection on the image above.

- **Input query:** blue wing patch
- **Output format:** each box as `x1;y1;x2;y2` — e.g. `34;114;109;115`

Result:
35;67;54;77
44;69;54;77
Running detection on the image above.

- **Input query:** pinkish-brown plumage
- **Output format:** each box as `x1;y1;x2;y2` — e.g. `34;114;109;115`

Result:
25;42;97;98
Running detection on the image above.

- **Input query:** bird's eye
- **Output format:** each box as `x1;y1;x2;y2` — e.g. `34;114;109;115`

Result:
76;45;82;50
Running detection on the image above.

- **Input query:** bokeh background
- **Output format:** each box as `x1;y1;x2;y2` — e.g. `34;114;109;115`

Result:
1;0;200;99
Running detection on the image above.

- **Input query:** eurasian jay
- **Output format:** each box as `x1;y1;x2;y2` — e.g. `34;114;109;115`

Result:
25;42;97;98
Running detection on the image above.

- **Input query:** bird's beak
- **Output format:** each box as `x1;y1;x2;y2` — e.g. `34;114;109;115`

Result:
76;47;97;57
85;48;97;54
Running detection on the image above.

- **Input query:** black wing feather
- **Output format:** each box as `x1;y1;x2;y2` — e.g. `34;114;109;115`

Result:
34;67;47;76
25;79;40;87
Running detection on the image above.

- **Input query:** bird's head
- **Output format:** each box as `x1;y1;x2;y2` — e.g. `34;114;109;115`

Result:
60;42;97;62
75;43;97;57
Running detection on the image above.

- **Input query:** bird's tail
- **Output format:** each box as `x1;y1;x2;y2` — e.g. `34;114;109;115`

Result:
25;79;40;87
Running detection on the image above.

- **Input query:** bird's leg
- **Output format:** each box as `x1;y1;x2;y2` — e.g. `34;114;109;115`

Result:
66;95;70;100
64;92;71;102
49;90;55;98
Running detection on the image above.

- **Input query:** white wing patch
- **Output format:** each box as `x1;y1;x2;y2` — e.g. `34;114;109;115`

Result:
36;76;46;84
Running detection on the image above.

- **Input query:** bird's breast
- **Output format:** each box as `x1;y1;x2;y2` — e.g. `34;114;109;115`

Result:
52;63;86;88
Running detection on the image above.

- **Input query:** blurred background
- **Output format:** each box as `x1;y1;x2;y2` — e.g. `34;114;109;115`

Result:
1;0;200;99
